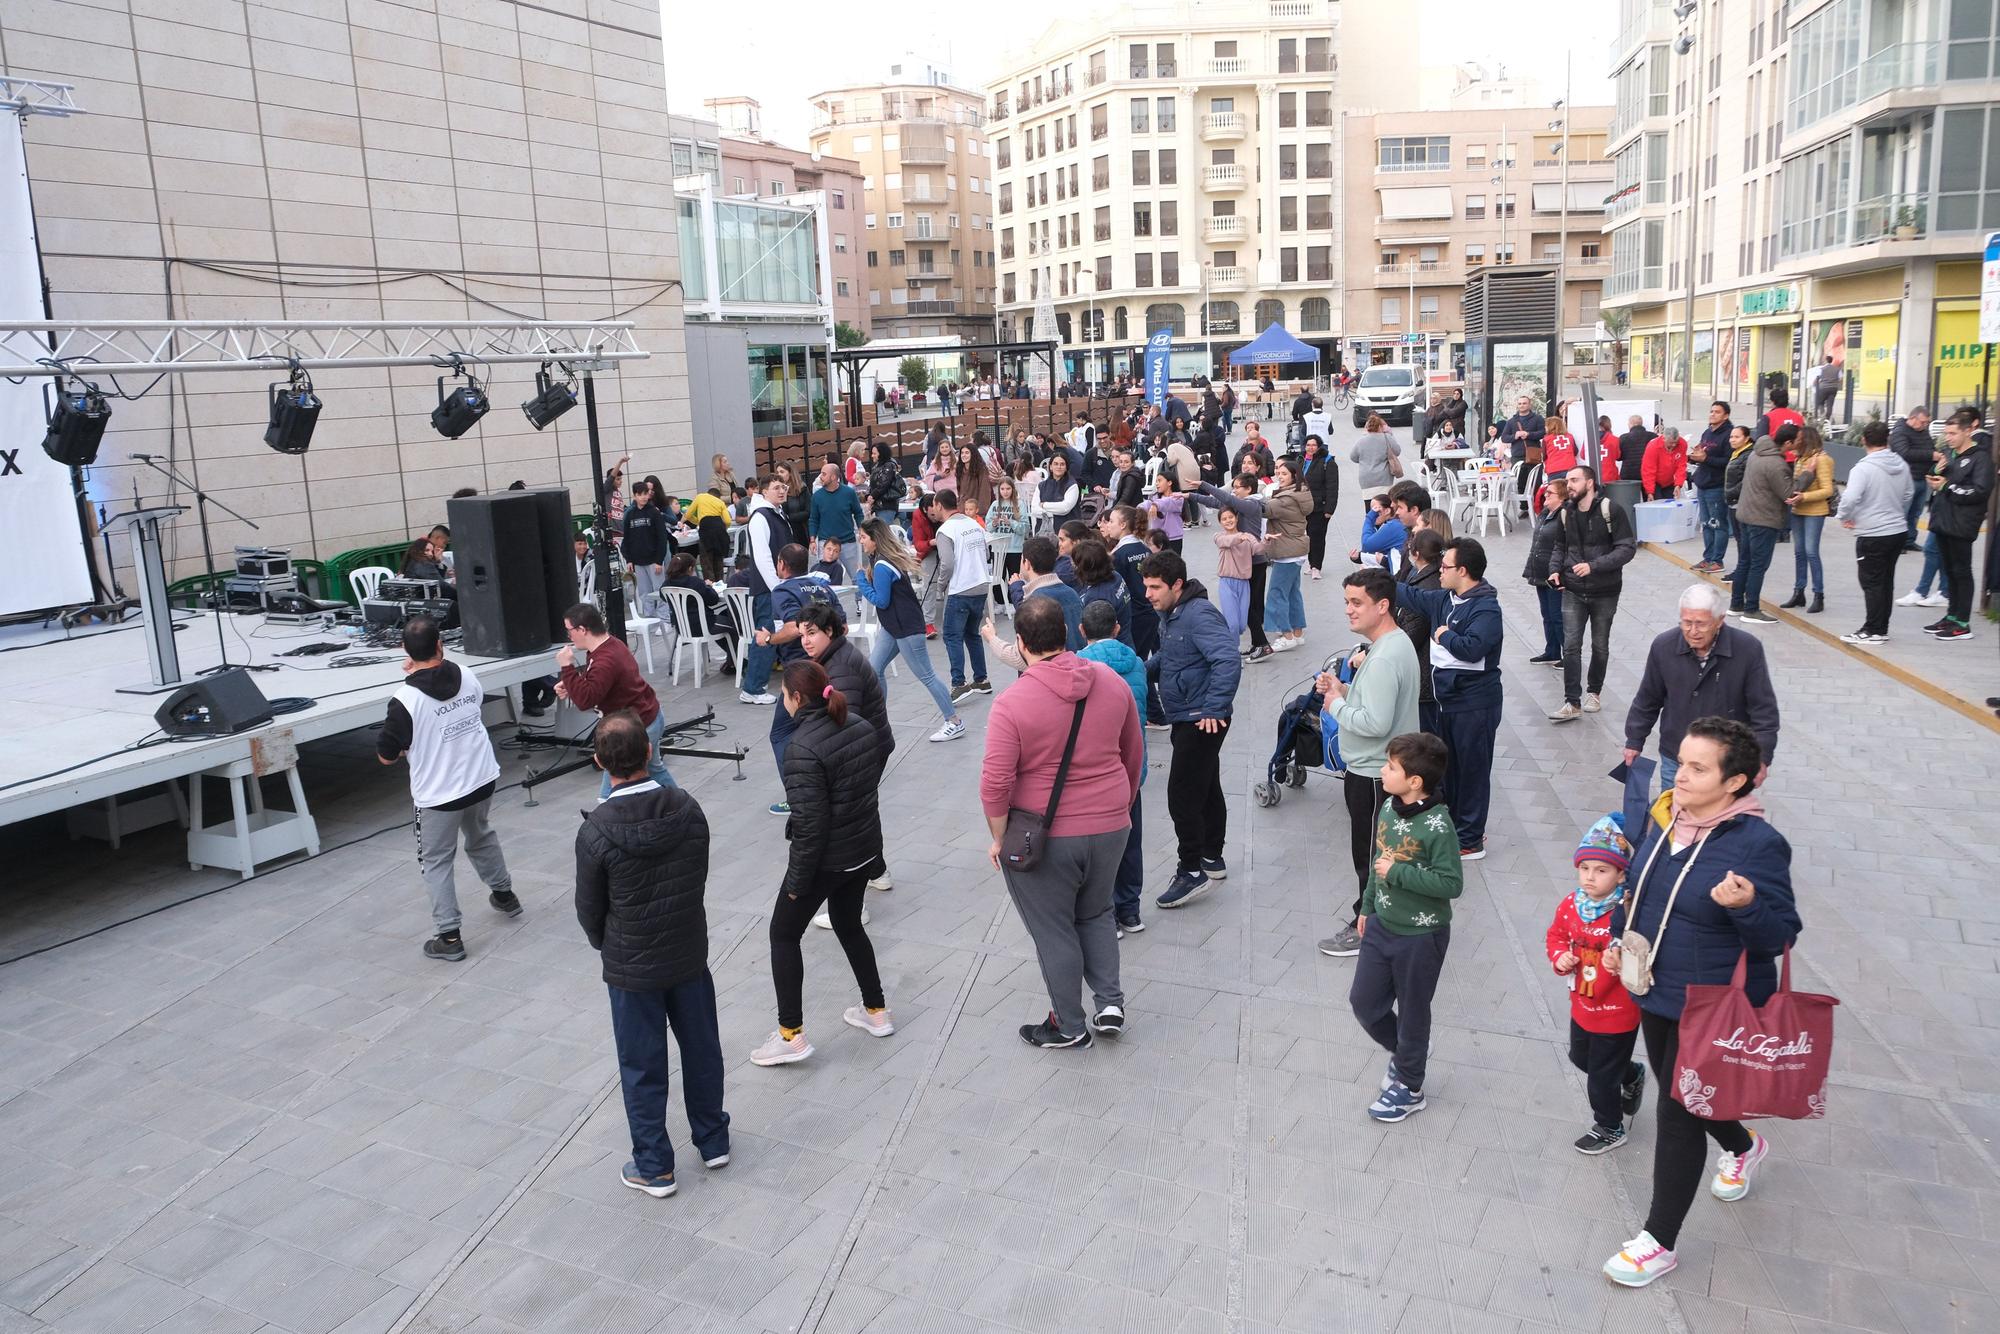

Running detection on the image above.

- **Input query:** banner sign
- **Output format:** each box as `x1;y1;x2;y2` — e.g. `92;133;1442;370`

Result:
1;113;95;616
1143;329;1172;406
1983;232;2000;343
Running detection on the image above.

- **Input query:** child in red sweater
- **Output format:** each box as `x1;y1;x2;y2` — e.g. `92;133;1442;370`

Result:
1547;814;1647;1154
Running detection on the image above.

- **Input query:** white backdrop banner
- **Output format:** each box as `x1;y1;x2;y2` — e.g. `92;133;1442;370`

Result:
0;112;94;616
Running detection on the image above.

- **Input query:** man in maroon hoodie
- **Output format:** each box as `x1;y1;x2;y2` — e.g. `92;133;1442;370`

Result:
556;603;671;798
981;597;1144;1048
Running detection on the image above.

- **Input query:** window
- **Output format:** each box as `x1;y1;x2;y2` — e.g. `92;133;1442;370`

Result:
1305;91;1331;128
1466;145;1486;167
1255;298;1285;327
833;234;849;253
1497;193;1516;219
1146;301;1184;334
1131;98;1150;133
1160;252;1179;285
886;212;903;228
1279;145;1298;180
1129;43;1149;78
1001;228;1014;259
1306;144;1331;179
1135;253;1154;287
1155;42;1175;77
1280;247;1298;281
733;176;747;193
867;251;878;267
1418;295;1438;324
1133;203;1152;236
836;279;850;297
1300;296;1330;330
1091;104;1108;140
997;138;1011;168
1114;305;1128;338
1094;205;1111;241
1581;241;1601;259
1089;51;1106;84
1380;296;1402;326
914;214;934;239
1067;164;1077;196
1003;273;1017;302
1132;150;1151;186
1214;40;1238;58
1092;155;1110;190
1279;38;1298;73
1496;243;1516;264
1279;92;1297;128
1280;196;1298;230
1159;201;1178;236
1095;255;1111;290
1305;36;1331;72
1157;97;1176;132
949;212;960;229
1306;195;1331;229
1465;243;1485;265
1158;150;1177;184
865;212;878;229
768;179;784;195
885;173;902;190
998;185;1012;214
832;189;846;209
888;249;905;265
1465;193;1485;220
1377;135;1451;171
1307;245;1330;281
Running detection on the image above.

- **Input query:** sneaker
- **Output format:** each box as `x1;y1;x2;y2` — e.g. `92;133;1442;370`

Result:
925;624;938;639
1155;869;1212;908
1582;693;1602;713
812;906;870;929
1621;1066;1647;1118
1896;589;1946;608
768;802;791;816
1091;1005;1126;1036
1602;1232;1677;1287
949;682;976;703
488;889;523;917
422;932;466;962
929;718;967;743
867;872;894;891
1115;916;1144;938
1310;568;1322;580
703;1152;730;1169
1318;925;1362;957
1932;624;1971;641
1574;1125;1628;1155
1367;1080;1426;1122
1200;856;1228;880
1736;612;1778;626
521;703;547;718
621;1163;676;1198
1144;720;1171;732
1381;1058;1401;1092
739;690;776;705
1720;570;1737;582
1547;702;1582;723
1839;629;1869;645
1710;1128;1769;1201
1526;652;1560;664
1541;654;1564;668
749;1030;814;1066
1245;645;1275;664
1019;1012;1092;1048
1272;635;1301;653
970;678;994;694
842;1005;895;1037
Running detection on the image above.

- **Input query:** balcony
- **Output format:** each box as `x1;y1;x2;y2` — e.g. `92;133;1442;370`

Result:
1203;214;1247;242
1208;57;1250;78
1203;163;1248;192
1201;111;1248;142
907;300;958;315
1853;193;1929;245
1270;0;1318;16
1087;67;1107;87
901;144;948;166
1206;265;1248;292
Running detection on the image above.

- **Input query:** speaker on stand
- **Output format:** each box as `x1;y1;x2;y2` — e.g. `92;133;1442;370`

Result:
527;488;579;638
448;493;554;658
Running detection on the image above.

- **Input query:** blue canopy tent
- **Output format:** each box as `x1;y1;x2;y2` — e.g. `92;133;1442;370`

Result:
1227;322;1319;388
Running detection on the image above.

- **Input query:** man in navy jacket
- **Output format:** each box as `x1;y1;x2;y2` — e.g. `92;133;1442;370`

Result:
1140;550;1242;910
1391;537;1503;856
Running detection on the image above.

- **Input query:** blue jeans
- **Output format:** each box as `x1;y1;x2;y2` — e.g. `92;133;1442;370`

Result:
1696;487;1730;565
1440;701;1500;849
607;974;730;1178
1789;512;1825;593
1658;754;1680;795
1263;562;1306;635
1217;576;1250;639
1904;480;1928;546
1114;790;1145;922
940;591;987;686
599;710;676;798
1535;583;1564;658
1734;523;1781;611
1914;532;1950;597
870;628;959;720
740;592;776;692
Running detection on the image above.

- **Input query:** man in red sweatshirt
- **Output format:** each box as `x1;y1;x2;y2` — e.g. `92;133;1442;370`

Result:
557;602;672;797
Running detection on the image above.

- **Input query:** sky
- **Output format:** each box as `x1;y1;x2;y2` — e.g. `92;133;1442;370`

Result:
662;0;1616;146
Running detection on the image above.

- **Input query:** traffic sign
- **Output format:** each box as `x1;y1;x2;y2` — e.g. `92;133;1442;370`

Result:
1981;232;2000;342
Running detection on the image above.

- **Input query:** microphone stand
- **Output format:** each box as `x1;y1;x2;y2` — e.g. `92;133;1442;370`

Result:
130;454;258;676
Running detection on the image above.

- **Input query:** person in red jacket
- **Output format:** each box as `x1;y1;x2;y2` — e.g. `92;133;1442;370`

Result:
1547;814;1646;1154
556;602;671;798
1641;428;1690;500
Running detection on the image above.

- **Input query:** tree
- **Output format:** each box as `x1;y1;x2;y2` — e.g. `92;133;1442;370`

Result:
898;356;931;395
1599;307;1630;380
834;321;868;349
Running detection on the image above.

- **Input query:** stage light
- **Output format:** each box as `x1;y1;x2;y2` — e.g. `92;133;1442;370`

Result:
521;365;576;430
431;365;489;439
42;377;112;467
264;367;321;455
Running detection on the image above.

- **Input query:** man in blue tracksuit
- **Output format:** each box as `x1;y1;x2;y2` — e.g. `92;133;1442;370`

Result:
1391;537;1504;860
1140;549;1242;910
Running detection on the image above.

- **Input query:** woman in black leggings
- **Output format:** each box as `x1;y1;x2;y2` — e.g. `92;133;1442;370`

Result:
1600;717;1800;1288
748;659;894;1068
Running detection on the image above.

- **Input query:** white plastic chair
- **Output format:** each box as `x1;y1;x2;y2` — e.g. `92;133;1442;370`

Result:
656;586;723;686
349;566;393;602
1470;473;1513;537
624;614;669;673
844;580;897;677
984;543;1015;618
722;585;758;691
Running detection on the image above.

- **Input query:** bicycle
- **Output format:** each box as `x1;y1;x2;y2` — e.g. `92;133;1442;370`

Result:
1330;384;1353;412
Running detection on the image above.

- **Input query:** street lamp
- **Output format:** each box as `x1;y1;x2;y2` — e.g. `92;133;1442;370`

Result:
1674;2;1703;419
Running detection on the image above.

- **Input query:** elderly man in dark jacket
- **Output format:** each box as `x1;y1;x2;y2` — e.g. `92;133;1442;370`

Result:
1623;583;1780;793
576;711;728;1199
1887;406;1934;551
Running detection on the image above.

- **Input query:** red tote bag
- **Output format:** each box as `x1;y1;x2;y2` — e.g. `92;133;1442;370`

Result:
1673;949;1839;1121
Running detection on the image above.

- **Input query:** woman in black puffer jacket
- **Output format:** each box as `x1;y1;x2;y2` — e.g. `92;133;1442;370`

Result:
796;602;892;766
868;440;907;526
749;659;892;1069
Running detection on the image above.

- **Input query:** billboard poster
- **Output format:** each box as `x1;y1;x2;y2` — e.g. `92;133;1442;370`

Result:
1143;329;1173;406
1692;330;1715;396
1491;339;1550;414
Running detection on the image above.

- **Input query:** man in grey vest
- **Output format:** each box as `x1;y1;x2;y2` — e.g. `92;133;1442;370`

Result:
378;614;519;960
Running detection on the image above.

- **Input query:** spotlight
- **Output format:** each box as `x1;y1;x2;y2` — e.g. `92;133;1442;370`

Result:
42;377;112;467
431;363;488;439
264;366;321;455
521;365;577;430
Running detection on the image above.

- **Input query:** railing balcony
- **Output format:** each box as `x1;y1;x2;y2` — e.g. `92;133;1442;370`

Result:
1091;172;1110;190
1206;265;1248;291
1203;163;1249;192
1853;193;1930;245
1270;0;1317;16
991;99;1008;119
1094;222;1112;241
1087;68;1107;87
907;300;958;315
1208;57;1250;78
901;144;948;166
1857;42;1940;104
1203;215;1247;242
1201;111;1248;141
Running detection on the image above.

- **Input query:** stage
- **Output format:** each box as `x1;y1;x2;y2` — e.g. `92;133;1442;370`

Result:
0;609;559;829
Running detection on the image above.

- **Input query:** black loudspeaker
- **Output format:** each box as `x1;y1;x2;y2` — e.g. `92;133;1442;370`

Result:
154;668;274;737
449;493;553;658
528;488;578;640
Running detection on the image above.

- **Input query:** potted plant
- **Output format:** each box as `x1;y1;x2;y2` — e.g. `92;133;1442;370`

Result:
1893;205;1919;240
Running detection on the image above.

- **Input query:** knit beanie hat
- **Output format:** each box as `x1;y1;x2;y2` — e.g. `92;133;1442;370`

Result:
1574;813;1631;874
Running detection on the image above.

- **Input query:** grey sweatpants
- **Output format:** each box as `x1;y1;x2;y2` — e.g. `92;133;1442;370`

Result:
414;795;512;933
632;561;665;619
1000;826;1127;1038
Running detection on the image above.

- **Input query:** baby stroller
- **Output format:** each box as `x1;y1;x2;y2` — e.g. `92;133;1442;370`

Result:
1253;647;1359;807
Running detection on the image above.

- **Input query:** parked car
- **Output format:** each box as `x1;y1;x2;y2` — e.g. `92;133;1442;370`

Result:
1351;365;1420;427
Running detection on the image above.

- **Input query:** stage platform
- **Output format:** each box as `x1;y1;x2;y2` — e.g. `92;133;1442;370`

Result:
0;610;558;828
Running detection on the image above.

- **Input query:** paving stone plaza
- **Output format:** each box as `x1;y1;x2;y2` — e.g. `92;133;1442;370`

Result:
2;438;1998;1334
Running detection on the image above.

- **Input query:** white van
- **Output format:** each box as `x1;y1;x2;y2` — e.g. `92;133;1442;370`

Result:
1351;365;1419;428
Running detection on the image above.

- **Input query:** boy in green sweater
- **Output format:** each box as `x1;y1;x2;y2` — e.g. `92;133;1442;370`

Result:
1349;732;1464;1122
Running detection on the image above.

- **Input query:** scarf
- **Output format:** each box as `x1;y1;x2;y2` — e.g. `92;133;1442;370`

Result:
1573;885;1623;924
1669;791;1765;849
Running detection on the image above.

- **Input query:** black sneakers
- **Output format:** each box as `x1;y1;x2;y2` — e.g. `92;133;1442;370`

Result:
1574;1125;1628;1155
490;890;523;917
423;931;466;961
1621;1065;1647;1118
1019;1012;1092;1048
1200;856;1228;880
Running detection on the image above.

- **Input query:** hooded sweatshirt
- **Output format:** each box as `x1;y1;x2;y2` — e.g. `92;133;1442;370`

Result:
1836;448;1913;537
1734;435;1794;529
1390;579;1504;709
980;652;1143;838
377;660;499;810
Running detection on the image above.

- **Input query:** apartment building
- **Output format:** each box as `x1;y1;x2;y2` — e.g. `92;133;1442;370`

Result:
1605;0;2000;420
1341;106;1614;380
705;97;869;337
807;71;993;345
983;0;1417;382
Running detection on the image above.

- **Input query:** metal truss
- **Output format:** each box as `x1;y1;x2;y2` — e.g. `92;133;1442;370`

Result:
0;76;84;118
0;320;648;378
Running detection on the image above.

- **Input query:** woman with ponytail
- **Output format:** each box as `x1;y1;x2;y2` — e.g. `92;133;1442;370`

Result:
749;659;893;1067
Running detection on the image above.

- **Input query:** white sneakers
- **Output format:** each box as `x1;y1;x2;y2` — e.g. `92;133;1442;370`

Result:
1582;693;1602;714
749;1030;813;1065
812;906;870;929
867;872;894;891
1710;1128;1768;1201
1271;634;1304;652
843;1005;895;1037
739;690;776;705
929;717;966;743
1602;1231;1677;1287
1547;702;1582;723
1896;589;1947;608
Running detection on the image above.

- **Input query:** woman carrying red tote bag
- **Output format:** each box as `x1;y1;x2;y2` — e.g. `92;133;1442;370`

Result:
1673;949;1837;1121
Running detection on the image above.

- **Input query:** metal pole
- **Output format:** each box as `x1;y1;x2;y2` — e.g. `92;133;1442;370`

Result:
1680;5;1704;420
1557;56;1571;392
1202;264;1212;382
582;371;623;641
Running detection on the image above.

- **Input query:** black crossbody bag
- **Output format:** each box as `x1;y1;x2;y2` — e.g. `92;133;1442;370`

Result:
999;699;1087;872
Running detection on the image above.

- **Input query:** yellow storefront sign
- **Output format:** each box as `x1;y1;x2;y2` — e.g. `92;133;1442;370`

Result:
1932;306;1995;404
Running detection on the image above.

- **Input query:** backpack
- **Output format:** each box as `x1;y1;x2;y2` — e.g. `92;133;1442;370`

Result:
1316;649;1363;774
